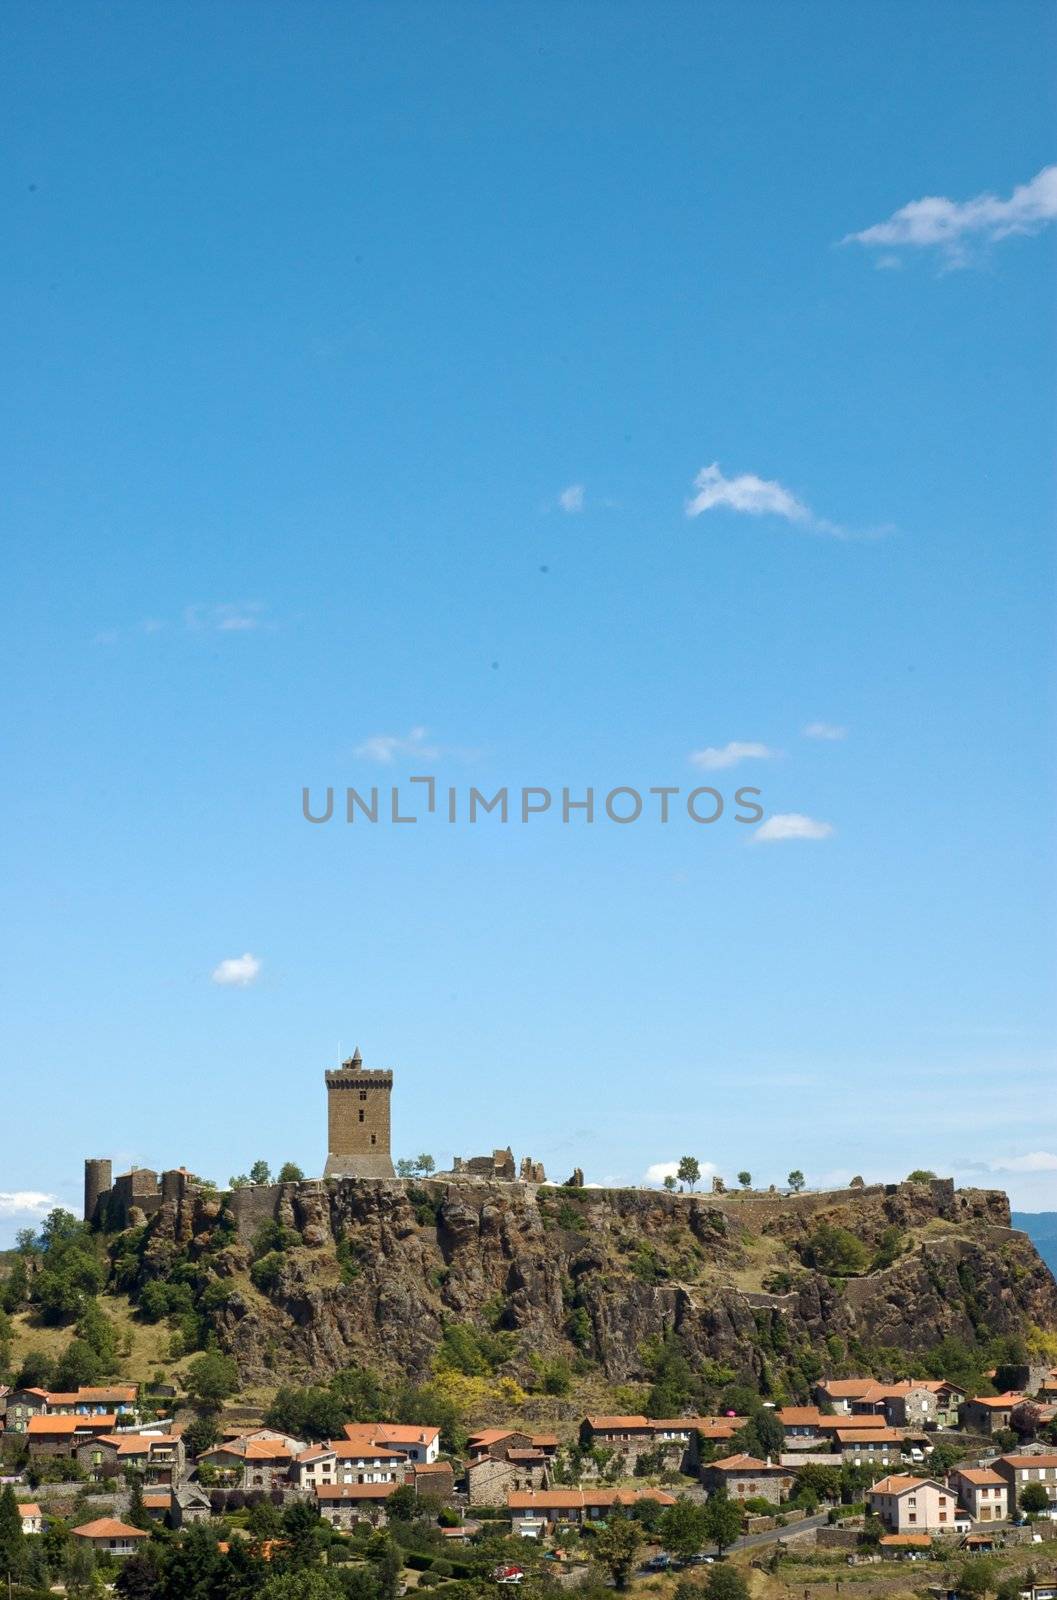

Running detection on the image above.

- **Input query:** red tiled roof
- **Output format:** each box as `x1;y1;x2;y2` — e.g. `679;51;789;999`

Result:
315;1483;397;1500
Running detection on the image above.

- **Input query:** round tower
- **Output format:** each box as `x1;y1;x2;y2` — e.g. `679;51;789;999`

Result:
84;1158;113;1224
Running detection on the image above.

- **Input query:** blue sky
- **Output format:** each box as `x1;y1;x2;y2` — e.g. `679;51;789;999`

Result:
2;0;1056;1241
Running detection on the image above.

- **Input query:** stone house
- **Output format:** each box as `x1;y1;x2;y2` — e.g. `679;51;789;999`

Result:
961;1394;1024;1435
315;1481;397;1529
26;1414;116;1459
833;1427;906;1466
467;1451;550;1506
948;1468;1009;1523
199;1437;297;1490
992;1452;1057;1514
814;1379;878;1414
579;1415;655;1454
867;1475;956;1533
77;1431;185;1485
507;1486;676;1530
777;1406;824;1441
70;1517;150;1557
702;1454;789;1505
142;1490;172;1524
44;1385;138;1418
579;1414;726;1472
408;1460;456;1502
173;1484;213;1527
2;1387;50;1434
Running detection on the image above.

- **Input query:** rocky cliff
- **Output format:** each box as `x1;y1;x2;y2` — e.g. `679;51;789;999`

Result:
127;1176;1057;1389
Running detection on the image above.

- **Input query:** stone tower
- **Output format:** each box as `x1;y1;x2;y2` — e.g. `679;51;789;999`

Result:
324;1046;396;1179
84;1158;112;1224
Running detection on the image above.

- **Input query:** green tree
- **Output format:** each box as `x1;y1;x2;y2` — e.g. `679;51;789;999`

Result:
659;1499;709;1560
278;1162;305;1183
706;1567;750;1600
906;1169;937;1184
184;1350;239;1406
663;1175;677;1193
702;1491;743;1556
384;1484;418;1522
126;1473;151;1531
787;1170;805;1193
800;1224;869;1277
416;1154;436;1176
591;1510;641;1589
954;1560;996;1596
677;1157;701;1191
1019;1481;1050;1518
396;1159;417;1179
53;1338;103;1390
0;1484;26;1586
250;1161;273;1185
737;1172;752;1189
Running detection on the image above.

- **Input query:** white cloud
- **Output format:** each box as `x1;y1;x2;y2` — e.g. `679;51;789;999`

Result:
755;812;834;843
803;722;847;741
644;1159;717;1187
354;726;439;764
558;483;585;513
212;952;262;987
686;462;887;540
687;462;809;523
690;741;778;771
843;165;1057;266
989;1151;1057;1174
0;1191;56;1217
185;602;268;633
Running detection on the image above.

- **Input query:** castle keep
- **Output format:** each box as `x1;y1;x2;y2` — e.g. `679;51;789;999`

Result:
323;1046;396;1179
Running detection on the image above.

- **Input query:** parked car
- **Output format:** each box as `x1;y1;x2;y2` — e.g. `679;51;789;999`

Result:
643;1554;671;1571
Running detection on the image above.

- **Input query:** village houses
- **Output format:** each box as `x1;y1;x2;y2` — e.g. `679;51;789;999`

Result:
867;1475;958;1532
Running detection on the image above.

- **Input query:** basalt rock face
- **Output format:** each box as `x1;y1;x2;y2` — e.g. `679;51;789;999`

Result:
163;1178;1054;1386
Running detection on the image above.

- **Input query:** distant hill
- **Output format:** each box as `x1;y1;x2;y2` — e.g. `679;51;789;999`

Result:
1013;1212;1057;1279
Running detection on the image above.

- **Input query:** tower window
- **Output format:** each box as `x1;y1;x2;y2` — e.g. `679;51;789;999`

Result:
370;1134;377;1145
358;1110;365;1123
359;1090;367;1101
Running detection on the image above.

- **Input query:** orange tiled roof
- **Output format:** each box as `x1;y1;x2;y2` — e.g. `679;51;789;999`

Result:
710;1453;777;1471
954;1469;1005;1486
27;1414;116;1434
817;1379;876;1397
834;1427;905;1443
995;1453;1057;1469
777;1407;823;1425
968;1392;1022;1408
879;1533;932;1548
16;1504;42;1519
868;1475;930;1495
584;1415;651;1430
71;1518;149;1540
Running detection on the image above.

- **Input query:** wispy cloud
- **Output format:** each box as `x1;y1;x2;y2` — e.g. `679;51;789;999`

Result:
0;1191;56;1217
558;483;585;513
686;462;886;541
690;741;778;771
212;952;262;987
755;812;834;843
185;602;268;633
842;165;1057;267
94;602;272;644
803;722;847;741
988;1151;1057;1174
354;726;440;764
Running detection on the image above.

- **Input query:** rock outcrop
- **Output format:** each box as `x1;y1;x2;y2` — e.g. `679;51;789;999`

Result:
128;1176;1057;1387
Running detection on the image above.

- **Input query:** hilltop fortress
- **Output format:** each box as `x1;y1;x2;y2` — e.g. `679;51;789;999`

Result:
84;1044;548;1225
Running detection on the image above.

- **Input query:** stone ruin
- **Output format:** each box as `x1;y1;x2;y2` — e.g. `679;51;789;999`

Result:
443;1147;546;1183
